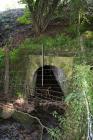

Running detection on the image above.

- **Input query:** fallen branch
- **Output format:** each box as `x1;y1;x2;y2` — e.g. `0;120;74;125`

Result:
0;103;49;140
13;109;49;140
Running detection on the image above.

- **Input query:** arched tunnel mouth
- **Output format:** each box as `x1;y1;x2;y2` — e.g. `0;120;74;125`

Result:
33;65;64;101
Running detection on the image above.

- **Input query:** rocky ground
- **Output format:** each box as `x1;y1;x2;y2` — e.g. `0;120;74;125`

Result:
0;99;61;140
0;119;40;140
0;8;32;47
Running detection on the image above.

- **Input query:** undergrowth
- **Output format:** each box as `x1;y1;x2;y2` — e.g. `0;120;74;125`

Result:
49;65;93;140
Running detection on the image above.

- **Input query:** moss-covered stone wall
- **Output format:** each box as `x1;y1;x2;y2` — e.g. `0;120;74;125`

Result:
26;55;74;95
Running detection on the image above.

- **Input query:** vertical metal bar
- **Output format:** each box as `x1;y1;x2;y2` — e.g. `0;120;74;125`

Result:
42;44;44;86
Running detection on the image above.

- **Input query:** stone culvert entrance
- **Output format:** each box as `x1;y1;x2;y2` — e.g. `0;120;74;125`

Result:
26;55;74;98
33;65;65;100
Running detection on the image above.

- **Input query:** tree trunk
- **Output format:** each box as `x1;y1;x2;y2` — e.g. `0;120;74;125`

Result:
4;47;9;101
32;15;41;35
31;0;60;35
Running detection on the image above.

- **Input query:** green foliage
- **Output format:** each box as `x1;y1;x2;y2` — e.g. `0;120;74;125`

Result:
19;34;67;51
15;92;24;98
83;31;93;48
69;0;88;24
19;34;80;52
54;34;72;47
66;24;78;38
48;64;93;140
62;65;93;140
85;39;93;48
15;92;21;98
17;8;31;25
48;127;62;140
9;33;93;59
10;47;27;62
80;17;93;32
48;111;63;140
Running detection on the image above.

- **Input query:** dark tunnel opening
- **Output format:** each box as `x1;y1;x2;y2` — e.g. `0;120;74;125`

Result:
34;65;64;100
